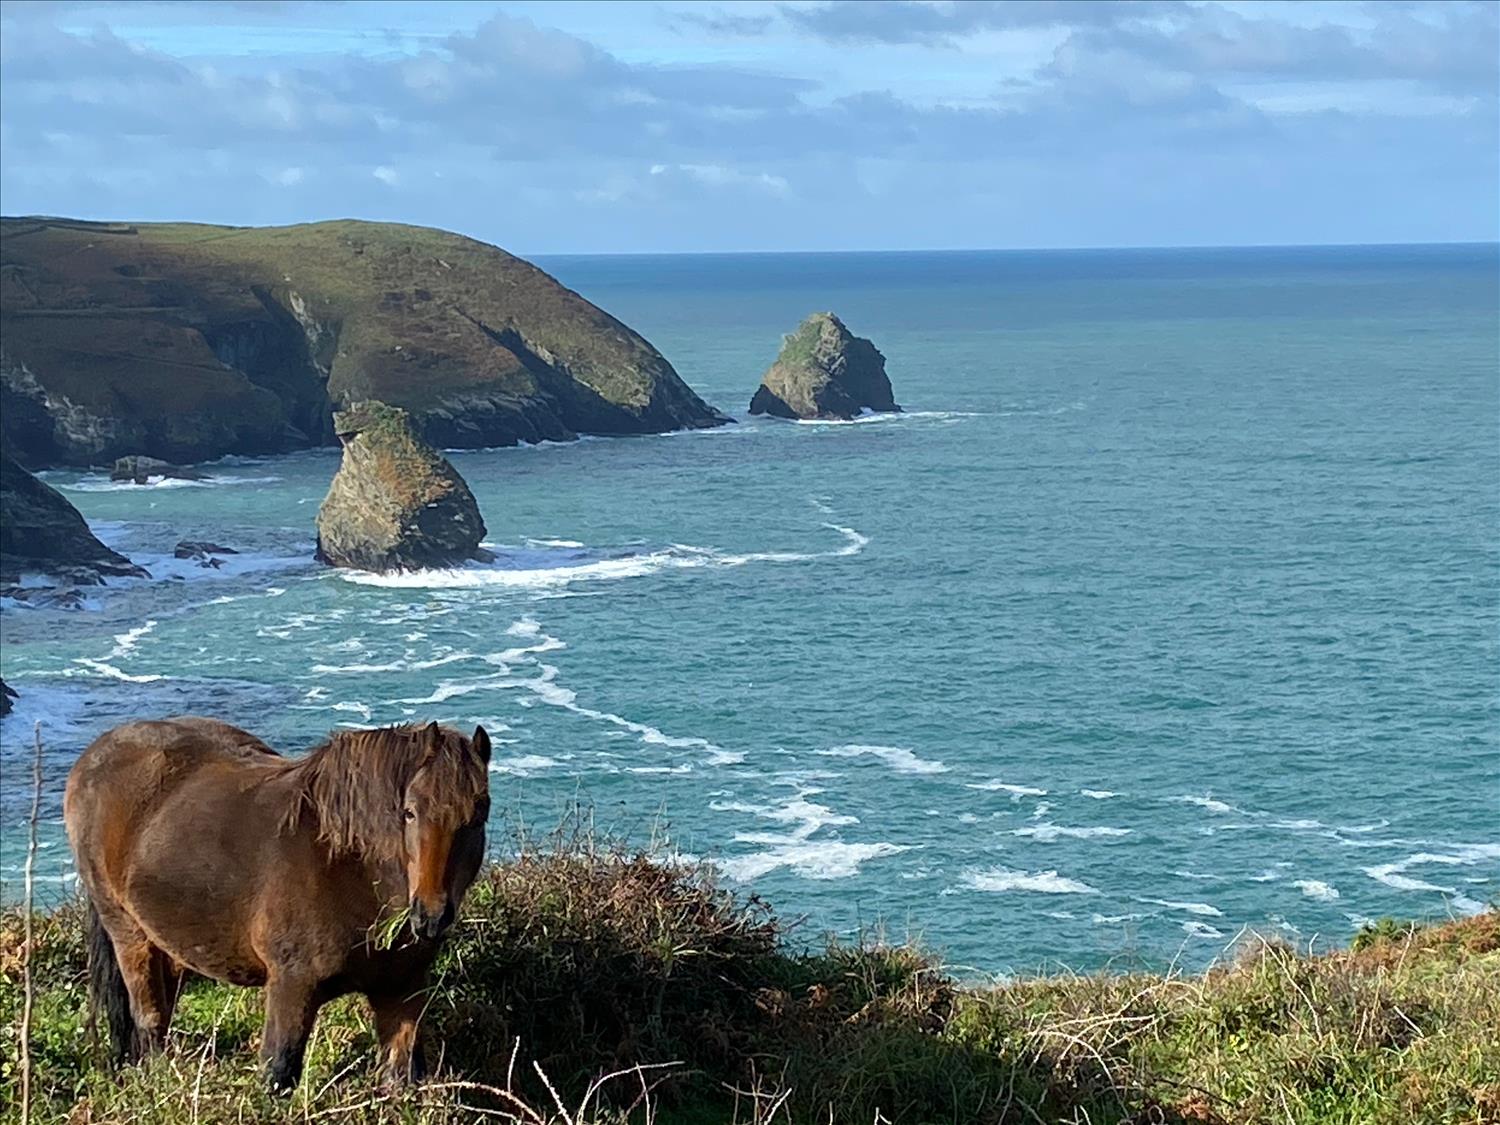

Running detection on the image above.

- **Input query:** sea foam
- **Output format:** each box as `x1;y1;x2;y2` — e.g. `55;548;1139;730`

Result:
966;779;1047;799
336;524;867;591
817;744;948;775
962;867;1097;895
1139;898;1224;917
1012;824;1131;841
1292;879;1341;902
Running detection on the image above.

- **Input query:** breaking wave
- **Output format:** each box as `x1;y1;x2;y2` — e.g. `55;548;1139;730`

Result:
962;867;1098;895
336;524;867;590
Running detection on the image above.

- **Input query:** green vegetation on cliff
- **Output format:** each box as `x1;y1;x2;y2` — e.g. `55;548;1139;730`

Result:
0;217;725;465
3;837;1495;1124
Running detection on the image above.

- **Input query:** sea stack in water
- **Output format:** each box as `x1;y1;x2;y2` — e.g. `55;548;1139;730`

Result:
0;449;147;586
749;312;900;421
110;456;210;485
315;402;488;573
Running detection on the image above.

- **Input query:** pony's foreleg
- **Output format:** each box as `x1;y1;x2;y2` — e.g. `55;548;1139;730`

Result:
260;974;319;1093
371;990;428;1086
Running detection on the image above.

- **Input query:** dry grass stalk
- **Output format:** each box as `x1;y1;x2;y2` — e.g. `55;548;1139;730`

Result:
19;722;44;1125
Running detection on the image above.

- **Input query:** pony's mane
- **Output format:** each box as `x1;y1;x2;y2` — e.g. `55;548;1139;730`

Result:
282;724;486;862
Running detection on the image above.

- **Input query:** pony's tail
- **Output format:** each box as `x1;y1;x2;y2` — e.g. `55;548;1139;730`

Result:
85;897;134;1067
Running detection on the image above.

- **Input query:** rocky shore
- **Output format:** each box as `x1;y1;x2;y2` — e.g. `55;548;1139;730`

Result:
0;449;146;587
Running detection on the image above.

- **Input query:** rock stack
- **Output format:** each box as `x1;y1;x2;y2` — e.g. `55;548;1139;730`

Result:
315;402;489;573
749;312;900;421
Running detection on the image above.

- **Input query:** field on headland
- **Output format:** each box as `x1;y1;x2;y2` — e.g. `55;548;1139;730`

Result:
3;838;1496;1125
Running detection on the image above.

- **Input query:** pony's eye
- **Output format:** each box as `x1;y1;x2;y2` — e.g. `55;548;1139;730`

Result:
403;808;416;823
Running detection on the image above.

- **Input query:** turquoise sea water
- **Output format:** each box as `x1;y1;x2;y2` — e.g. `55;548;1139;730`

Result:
2;245;1497;973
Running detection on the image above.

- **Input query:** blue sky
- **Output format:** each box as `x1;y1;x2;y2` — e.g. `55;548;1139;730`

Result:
0;0;1495;253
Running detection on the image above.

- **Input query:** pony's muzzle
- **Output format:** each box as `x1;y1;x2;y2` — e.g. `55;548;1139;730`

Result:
410;897;453;940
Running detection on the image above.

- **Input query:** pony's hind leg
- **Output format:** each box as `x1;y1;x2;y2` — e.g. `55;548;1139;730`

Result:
150;946;185;1035
371;990;428;1086
261;973;319;1093
111;934;176;1055
85;898;138;1065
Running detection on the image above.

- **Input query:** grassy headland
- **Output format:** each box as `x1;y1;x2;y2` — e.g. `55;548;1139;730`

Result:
2;837;1495;1124
1;216;724;464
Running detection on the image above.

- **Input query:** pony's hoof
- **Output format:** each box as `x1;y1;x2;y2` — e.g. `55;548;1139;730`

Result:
377;1074;415;1097
266;1065;300;1096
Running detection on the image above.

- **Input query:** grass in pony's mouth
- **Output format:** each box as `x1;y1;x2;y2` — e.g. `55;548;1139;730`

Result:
4;829;1498;1124
368;903;415;952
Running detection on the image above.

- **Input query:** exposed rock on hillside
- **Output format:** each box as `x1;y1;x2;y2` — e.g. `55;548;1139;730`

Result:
0;449;146;584
749;312;900;421
315;402;488;573
1;217;727;466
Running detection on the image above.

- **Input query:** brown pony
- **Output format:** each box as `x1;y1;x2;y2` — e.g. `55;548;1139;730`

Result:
64;716;491;1091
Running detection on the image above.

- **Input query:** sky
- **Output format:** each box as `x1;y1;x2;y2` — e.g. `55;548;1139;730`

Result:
0;0;1496;254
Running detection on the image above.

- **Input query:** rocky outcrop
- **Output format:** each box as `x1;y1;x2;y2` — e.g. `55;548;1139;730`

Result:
1;217;727;466
0;449;147;585
1;678;15;717
112;456;210;484
174;540;239;568
749;312;900;421
315;402;489;573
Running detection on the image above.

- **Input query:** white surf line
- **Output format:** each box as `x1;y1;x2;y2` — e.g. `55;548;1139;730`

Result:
712;791;908;882
368;616;743;767
966;779;1048;800
816;744;948;775
68;619;162;682
335;516;868;591
1363;845;1500;912
962;867;1098;895
1137;897;1224;917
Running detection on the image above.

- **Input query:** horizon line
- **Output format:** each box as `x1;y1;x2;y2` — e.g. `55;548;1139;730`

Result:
524;239;1500;259
4;214;1495;259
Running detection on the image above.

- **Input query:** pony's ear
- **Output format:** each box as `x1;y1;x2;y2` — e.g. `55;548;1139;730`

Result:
471;725;492;764
419;720;442;760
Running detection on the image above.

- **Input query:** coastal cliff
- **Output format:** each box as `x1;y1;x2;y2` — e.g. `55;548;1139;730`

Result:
0;449;146;585
4;846;1494;1124
0;217;727;466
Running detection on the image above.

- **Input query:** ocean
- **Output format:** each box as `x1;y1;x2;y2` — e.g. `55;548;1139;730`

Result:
2;244;1496;973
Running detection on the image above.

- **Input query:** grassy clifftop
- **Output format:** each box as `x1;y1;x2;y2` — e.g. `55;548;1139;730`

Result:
3;839;1495;1124
0;217;725;464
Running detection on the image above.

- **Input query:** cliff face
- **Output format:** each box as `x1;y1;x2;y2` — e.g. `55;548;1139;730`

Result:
0;217;726;466
315;402;489;573
749;312;900;421
0;449;146;584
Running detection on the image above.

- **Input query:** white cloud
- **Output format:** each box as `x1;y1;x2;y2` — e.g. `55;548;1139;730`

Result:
650;162;790;195
372;164;398;185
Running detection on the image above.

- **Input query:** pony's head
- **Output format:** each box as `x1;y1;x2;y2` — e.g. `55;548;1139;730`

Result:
401;722;491;939
293;722;491;940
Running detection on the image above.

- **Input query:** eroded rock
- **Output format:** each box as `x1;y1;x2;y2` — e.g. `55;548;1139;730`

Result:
0;450;147;585
111;456;211;484
315;402;489;573
749;312;900;421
